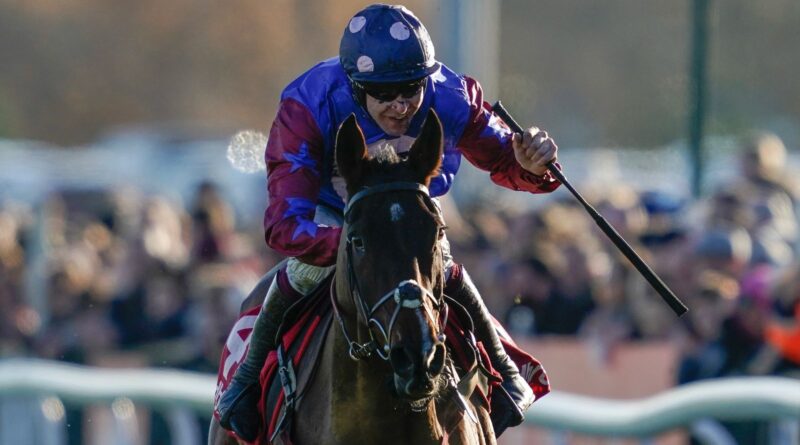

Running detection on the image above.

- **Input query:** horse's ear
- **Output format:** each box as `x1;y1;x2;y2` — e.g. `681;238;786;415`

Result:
408;109;443;185
335;114;368;189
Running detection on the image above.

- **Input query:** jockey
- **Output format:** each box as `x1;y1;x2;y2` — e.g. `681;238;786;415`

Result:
218;4;560;441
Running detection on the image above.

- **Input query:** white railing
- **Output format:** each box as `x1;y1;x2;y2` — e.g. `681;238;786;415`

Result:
525;376;800;436
1;359;798;439
0;359;215;413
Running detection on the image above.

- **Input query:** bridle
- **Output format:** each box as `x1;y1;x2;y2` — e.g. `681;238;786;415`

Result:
331;181;448;361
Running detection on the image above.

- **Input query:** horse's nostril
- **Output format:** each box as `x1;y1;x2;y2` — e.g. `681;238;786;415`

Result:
390;346;414;377
428;343;446;377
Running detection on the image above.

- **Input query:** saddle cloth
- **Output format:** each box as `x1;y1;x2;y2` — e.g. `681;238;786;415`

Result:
214;276;551;444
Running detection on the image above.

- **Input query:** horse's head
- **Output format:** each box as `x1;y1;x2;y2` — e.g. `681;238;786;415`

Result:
335;109;447;403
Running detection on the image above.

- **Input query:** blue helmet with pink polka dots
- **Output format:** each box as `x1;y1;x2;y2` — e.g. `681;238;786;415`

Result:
340;4;441;83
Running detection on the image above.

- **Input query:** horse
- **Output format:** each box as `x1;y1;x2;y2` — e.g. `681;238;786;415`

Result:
210;110;495;445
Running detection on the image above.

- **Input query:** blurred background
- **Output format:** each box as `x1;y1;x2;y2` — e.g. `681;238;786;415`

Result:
1;0;799;444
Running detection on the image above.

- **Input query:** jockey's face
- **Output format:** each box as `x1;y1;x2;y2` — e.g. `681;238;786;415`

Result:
365;87;424;137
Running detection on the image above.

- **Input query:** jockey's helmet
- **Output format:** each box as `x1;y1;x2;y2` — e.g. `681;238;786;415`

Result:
339;4;440;84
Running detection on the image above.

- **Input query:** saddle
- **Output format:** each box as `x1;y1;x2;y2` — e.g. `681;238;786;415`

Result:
259;274;335;445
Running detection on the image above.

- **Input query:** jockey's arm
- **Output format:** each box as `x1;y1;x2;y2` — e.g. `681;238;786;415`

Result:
264;98;341;267
456;76;561;194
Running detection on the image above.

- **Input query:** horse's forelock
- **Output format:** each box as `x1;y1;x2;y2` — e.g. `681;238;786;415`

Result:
371;144;401;164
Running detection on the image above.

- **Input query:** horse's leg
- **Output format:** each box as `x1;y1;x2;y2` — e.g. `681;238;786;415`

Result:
439;394;496;445
453;408;494;445
474;397;496;445
477;405;495;445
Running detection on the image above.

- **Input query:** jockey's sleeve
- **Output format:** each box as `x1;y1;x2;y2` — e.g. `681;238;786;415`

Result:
263;98;341;267
456;76;561;194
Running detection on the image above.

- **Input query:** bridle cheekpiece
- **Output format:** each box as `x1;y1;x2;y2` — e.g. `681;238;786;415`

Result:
331;181;446;361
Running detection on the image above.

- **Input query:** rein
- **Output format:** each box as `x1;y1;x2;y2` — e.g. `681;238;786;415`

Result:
331;181;446;361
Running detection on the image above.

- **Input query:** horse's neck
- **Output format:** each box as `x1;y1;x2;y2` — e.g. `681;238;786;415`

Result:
319;270;492;445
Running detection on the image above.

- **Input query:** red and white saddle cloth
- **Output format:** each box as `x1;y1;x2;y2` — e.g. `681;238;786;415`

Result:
213;283;550;444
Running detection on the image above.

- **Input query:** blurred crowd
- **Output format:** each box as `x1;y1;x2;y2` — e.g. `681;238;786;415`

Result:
1;132;800;439
0;180;279;373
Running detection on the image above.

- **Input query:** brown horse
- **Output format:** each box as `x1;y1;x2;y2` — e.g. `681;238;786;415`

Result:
209;110;494;445
288;111;494;445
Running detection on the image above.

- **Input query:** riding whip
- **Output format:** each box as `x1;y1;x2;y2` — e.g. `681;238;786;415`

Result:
492;101;688;316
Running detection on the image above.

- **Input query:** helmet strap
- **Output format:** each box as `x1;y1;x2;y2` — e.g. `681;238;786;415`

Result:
348;77;368;110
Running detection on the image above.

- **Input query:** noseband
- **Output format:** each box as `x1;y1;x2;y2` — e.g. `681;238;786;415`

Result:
331;182;447;361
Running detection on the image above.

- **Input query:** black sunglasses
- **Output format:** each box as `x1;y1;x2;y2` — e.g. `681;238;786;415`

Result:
354;79;426;102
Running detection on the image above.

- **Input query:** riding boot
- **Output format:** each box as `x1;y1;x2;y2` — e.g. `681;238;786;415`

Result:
446;265;535;437
217;277;294;442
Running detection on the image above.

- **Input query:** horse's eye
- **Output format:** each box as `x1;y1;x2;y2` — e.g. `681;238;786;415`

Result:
437;226;448;240
350;236;365;251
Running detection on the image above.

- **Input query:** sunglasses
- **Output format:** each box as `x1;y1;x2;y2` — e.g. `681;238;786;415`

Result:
355;79;426;102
